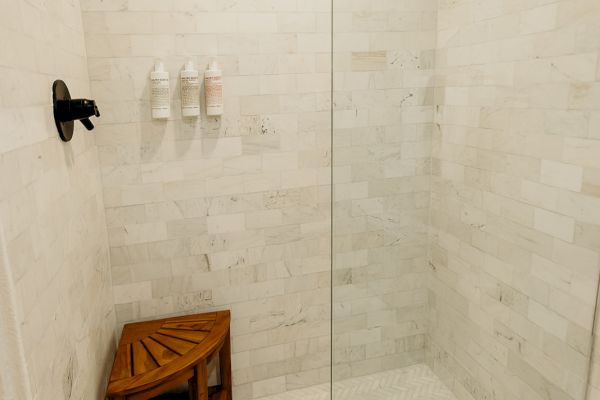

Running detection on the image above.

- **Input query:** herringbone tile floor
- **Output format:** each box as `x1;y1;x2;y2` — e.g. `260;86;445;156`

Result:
257;364;457;400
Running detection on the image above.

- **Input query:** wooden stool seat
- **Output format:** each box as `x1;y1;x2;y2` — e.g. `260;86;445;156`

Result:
107;311;231;400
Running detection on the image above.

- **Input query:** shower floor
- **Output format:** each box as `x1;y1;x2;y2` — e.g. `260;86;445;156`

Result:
257;364;456;400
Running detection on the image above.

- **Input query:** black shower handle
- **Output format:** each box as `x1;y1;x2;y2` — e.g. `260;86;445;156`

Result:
55;98;100;130
80;118;95;131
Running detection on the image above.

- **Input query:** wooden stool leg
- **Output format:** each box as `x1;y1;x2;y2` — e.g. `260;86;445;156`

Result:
219;330;232;400
194;361;209;400
188;375;197;400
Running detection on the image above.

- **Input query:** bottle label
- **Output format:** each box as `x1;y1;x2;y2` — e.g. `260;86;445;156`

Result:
181;76;200;110
151;77;169;109
205;76;223;107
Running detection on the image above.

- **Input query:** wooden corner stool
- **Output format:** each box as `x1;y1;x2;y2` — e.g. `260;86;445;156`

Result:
106;310;232;400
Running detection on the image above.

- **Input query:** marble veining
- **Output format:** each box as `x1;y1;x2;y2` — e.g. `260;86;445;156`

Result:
256;364;457;400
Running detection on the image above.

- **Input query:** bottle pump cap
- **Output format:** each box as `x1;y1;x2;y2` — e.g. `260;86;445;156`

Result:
185;60;195;71
209;59;219;71
155;61;165;72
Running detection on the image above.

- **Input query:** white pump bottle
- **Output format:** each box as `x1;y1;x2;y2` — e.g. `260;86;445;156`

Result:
150;61;170;119
180;61;200;118
204;59;224;116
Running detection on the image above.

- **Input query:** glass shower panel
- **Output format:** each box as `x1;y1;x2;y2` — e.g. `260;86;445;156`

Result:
331;0;438;391
427;1;600;399
329;1;600;400
332;0;600;400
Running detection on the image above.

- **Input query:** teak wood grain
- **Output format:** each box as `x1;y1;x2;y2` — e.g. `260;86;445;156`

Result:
106;310;231;400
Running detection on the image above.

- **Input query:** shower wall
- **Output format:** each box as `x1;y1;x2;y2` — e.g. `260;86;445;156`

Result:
590;305;600;398
429;0;600;399
332;0;437;380
81;1;332;398
0;0;116;399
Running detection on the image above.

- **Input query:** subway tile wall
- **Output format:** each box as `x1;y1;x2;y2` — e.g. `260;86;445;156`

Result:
0;0;116;399
331;0;438;380
429;0;600;399
80;1;332;398
3;0;600;399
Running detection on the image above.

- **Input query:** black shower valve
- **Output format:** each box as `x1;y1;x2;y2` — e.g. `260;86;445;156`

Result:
52;80;101;142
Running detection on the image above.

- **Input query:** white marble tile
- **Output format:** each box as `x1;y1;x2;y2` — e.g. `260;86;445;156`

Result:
0;2;115;399
256;364;456;400
431;1;600;400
